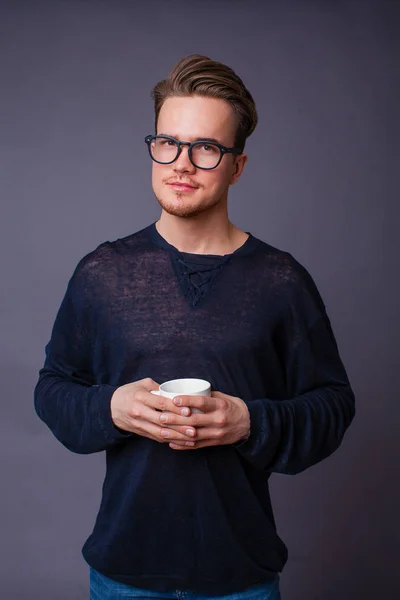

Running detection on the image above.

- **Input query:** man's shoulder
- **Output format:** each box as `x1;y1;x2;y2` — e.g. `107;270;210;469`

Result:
73;225;154;279
254;237;326;318
253;236;325;305
253;237;309;283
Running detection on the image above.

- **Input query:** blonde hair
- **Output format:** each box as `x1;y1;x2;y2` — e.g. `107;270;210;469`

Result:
151;54;258;151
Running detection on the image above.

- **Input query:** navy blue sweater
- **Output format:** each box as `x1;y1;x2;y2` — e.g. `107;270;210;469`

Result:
34;223;355;594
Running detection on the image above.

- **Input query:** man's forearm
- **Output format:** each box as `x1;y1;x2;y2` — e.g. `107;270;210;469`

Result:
34;369;131;454
234;383;355;474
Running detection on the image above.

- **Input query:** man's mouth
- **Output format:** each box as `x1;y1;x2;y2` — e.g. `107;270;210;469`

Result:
167;182;198;191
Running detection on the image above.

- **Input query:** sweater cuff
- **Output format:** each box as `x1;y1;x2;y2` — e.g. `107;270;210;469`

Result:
94;384;134;443
233;399;270;469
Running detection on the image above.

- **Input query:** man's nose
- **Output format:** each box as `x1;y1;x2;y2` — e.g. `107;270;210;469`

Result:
173;146;195;172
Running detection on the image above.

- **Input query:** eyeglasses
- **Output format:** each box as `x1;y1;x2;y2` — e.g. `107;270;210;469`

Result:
144;134;242;170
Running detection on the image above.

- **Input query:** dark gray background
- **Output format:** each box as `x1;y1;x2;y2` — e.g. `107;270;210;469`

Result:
1;1;398;598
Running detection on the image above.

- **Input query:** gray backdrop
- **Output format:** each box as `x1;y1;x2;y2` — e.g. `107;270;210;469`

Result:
1;1;398;598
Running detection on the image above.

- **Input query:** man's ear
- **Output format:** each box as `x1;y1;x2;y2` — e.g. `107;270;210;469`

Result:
230;153;248;185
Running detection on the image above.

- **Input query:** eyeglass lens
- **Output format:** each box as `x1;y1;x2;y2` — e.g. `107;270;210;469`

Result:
150;137;221;169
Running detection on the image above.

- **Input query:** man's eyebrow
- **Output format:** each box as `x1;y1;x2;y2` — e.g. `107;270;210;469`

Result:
158;133;226;145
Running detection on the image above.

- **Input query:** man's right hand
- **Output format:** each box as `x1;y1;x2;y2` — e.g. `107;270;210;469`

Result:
110;378;197;446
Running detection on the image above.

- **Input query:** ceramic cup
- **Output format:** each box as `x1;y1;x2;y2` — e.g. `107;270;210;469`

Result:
151;378;211;414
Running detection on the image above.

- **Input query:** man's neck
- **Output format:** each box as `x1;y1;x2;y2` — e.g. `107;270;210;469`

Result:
155;214;248;256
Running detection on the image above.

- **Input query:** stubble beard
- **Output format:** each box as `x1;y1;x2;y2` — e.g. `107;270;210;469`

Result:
155;190;223;219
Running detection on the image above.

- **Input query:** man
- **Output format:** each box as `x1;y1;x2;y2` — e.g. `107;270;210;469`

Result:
34;54;355;600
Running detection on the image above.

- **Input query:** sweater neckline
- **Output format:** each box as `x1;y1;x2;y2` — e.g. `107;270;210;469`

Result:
148;222;260;262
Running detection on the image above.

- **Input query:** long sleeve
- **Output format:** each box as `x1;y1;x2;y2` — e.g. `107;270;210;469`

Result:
34;256;132;454
32;226;357;591
235;262;355;475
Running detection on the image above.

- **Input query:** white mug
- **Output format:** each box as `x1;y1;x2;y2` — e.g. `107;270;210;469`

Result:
151;378;211;414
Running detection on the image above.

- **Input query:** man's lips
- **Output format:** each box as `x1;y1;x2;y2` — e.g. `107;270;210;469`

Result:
167;182;198;190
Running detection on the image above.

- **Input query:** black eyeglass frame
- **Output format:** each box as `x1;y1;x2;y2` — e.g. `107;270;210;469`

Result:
144;134;243;170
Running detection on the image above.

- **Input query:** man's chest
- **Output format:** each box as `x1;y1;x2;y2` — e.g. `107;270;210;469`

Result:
92;271;283;365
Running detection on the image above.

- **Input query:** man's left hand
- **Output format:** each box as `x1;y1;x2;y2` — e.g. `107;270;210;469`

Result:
158;391;250;450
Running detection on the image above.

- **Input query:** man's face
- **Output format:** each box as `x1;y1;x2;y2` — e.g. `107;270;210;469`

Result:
151;95;247;219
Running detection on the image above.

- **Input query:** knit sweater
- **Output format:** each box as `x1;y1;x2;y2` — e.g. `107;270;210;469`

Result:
34;223;355;594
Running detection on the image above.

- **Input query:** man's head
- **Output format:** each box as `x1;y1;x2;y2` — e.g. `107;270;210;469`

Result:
148;55;258;219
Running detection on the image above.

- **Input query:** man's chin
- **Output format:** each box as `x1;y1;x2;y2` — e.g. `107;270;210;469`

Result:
156;198;210;219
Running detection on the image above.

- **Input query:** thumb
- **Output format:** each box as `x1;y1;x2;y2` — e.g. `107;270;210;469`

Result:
140;378;160;392
211;391;226;399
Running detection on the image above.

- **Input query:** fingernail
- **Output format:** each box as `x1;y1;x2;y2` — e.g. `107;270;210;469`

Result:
160;414;168;423
174;397;182;406
161;430;169;438
186;428;195;437
181;407;190;416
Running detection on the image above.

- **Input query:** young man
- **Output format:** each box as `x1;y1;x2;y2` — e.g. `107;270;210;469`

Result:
34;55;355;600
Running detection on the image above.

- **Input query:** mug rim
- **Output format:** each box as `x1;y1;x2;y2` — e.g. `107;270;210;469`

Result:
159;378;211;393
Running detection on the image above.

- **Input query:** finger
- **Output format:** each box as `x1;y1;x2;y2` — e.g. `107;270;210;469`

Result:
191;427;222;441
169;439;217;450
173;428;221;442
138;391;184;415
172;394;217;413
159;425;197;441
130;403;196;437
158;411;209;428
169;439;199;448
133;420;169;442
168;430;221;447
169;440;198;449
169;442;195;450
132;419;196;445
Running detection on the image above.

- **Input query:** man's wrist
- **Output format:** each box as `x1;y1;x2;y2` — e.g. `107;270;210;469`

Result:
239;402;251;442
239;426;251;443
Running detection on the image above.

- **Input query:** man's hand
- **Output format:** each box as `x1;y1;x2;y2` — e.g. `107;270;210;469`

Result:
110;378;197;446
157;391;251;450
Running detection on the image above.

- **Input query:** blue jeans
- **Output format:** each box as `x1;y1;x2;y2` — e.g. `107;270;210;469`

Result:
89;567;281;600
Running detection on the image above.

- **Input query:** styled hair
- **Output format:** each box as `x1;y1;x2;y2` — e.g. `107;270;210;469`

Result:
151;54;258;151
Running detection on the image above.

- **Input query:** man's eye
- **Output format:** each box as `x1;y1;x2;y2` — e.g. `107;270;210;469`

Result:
199;144;218;154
